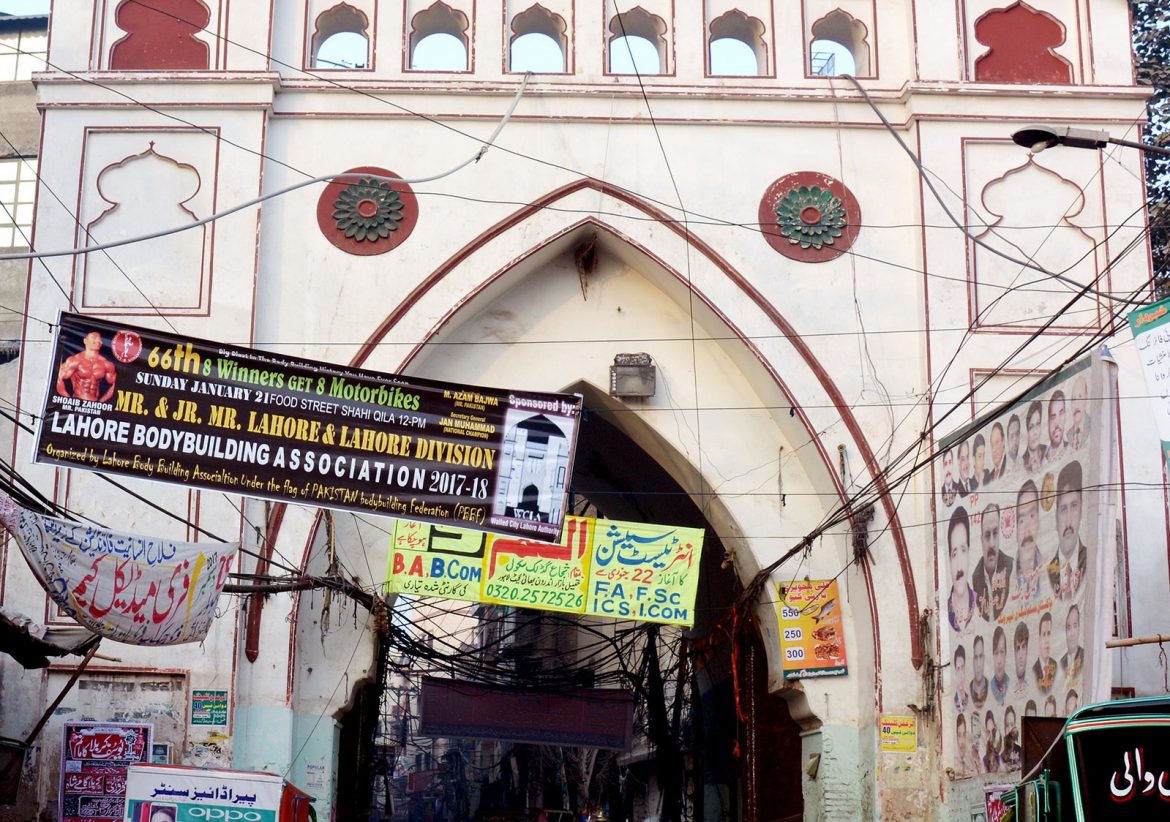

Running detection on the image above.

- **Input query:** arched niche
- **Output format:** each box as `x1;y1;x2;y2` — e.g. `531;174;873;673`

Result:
509;4;569;73
608;6;669;75
408;1;470;71
309;2;371;69
708;9;767;77
808;8;870;77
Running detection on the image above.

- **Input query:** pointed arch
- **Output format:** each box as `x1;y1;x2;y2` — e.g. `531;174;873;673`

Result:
809;8;870;77
351;179;922;673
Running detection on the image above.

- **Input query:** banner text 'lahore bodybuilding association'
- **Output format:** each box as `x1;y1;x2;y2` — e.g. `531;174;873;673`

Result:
35;313;582;541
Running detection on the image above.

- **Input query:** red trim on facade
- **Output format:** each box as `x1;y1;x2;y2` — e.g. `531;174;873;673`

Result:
958;136;1106;334
350;177;922;671
70;125;222;318
1112;387;1133;638
244;502;286;662
286;510;326;702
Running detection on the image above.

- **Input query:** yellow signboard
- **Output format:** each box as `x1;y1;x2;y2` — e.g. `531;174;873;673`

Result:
386;515;704;626
482;516;592;613
879;715;917;752
777;579;848;680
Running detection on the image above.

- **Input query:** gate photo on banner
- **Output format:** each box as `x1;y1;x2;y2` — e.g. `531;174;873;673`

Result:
35;312;582;542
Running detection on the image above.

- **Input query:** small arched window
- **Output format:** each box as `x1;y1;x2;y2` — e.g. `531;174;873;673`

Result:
310;3;370;69
608;7;667;75
509;5;568;73
708;9;766;77
409;1;470;72
809;9;870;77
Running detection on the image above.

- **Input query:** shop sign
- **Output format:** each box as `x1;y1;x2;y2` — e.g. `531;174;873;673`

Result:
776;579;848;680
1070;722;1170;819
386;514;704;626
879;715;917;752
1129;297;1170;470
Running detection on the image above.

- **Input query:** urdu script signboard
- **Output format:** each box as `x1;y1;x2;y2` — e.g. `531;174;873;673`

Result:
35;313;582;541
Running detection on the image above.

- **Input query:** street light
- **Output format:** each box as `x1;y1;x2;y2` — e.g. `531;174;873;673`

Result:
1011;124;1170;157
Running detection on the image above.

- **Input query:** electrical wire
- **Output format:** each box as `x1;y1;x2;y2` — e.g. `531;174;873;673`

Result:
0;73;532;262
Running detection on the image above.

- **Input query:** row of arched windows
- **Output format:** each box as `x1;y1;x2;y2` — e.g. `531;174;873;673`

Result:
312;3;867;78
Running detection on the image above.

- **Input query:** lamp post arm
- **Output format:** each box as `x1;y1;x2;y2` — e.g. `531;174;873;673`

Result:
1108;136;1170;159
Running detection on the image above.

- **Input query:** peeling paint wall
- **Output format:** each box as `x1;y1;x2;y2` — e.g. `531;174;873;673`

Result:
35;671;187;820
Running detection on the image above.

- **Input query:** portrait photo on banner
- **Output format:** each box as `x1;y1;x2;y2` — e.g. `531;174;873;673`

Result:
938;353;1119;780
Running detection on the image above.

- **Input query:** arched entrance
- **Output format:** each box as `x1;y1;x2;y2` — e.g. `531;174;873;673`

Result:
569;401;805;821
282;181;909;821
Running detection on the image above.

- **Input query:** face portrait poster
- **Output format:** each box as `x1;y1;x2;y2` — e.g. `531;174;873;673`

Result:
34;312;582;542
60;722;152;822
939;352;1118;780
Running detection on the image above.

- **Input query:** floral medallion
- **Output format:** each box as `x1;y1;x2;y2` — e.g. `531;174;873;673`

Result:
332;178;405;242
758;172;860;262
316;166;418;256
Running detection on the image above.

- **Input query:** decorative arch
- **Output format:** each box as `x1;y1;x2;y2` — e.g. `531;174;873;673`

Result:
309;2;370;69
708;9;767;76
608;6;668;74
81;142;207;309
970;156;1100;328
109;0;210;70
809;8;870;77
409;1;470;72
973;1;1073;84
509;4;568;73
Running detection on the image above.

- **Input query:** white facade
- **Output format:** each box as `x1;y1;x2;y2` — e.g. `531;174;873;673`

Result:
0;1;1163;820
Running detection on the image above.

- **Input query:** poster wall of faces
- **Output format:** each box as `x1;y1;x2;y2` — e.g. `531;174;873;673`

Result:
940;354;1118;779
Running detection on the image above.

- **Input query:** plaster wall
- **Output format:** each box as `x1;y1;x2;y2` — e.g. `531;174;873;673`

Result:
4;0;1163;820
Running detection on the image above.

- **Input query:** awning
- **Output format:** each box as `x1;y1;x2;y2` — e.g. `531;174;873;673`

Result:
0;607;98;670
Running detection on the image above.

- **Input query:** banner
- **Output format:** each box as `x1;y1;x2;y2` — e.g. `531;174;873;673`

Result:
0;492;236;645
386;514;704;626
776;579;848;680
1128;298;1170;470
939;352;1118;779
35;312;582;541
61;722;152;822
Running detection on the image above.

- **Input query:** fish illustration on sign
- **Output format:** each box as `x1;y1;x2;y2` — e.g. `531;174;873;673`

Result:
811;598;837;624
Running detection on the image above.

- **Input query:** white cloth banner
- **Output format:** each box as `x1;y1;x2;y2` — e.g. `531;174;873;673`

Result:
0;492;237;645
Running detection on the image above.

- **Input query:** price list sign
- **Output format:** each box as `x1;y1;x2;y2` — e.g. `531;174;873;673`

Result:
777;579;848;681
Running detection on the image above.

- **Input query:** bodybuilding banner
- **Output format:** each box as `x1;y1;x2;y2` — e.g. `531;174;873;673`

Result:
0;491;236;645
34;313;582;541
937;352;1119;780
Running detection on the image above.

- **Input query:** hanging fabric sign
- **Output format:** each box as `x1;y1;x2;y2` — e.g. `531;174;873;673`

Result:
0;491;237;645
